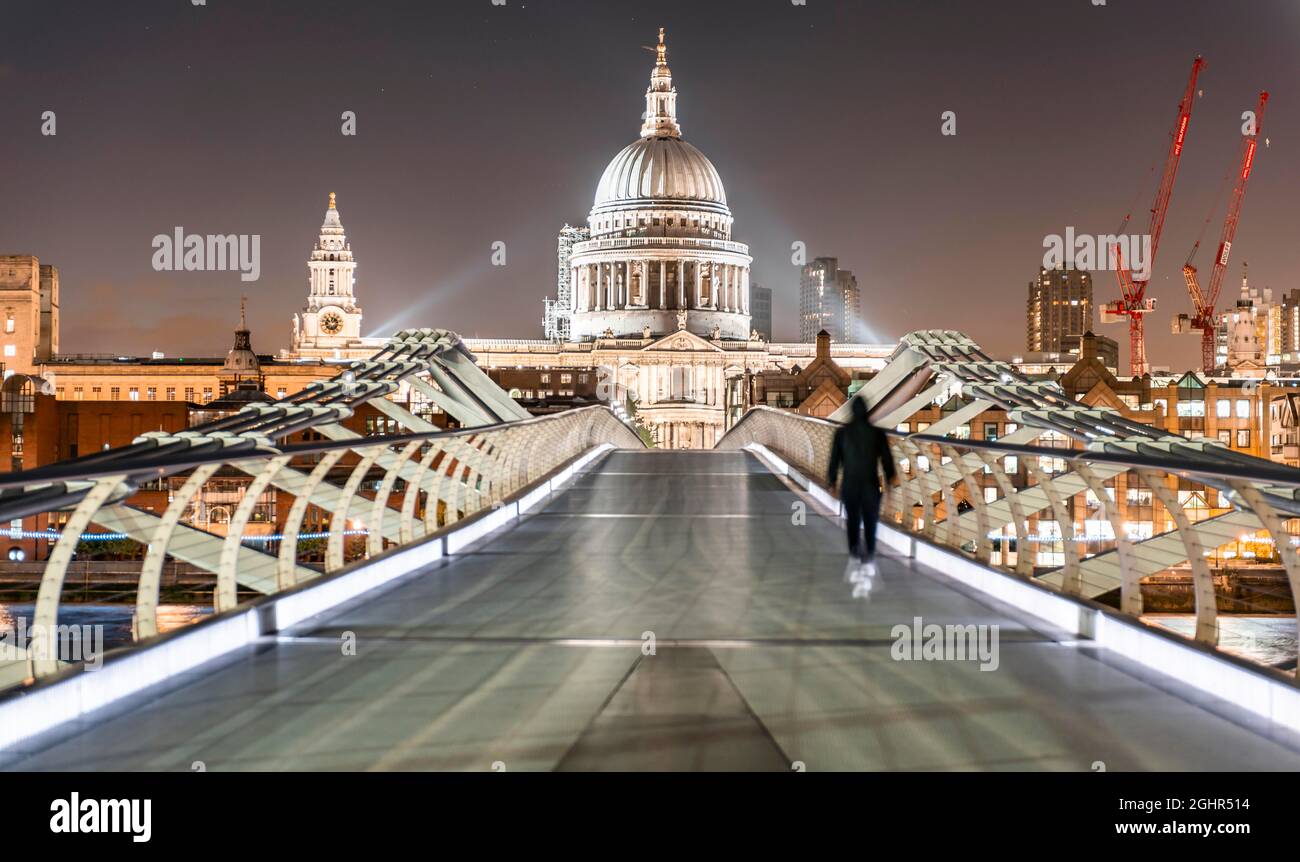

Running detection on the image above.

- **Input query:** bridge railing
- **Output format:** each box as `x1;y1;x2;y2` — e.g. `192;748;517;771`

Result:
719;406;1300;678
0;405;642;685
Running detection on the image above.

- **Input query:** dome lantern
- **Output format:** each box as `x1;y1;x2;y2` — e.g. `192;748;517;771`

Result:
642;27;680;139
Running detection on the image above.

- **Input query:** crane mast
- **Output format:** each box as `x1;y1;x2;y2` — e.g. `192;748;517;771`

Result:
1104;56;1205;376
1180;91;1268;372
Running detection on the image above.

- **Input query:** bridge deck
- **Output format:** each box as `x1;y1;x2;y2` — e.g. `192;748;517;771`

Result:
6;450;1300;771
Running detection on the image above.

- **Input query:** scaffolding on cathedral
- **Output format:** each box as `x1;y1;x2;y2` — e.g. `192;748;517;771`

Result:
544;225;589;341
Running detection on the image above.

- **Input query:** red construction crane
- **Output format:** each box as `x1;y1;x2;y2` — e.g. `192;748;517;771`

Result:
1102;56;1206;376
1175;90;1268;372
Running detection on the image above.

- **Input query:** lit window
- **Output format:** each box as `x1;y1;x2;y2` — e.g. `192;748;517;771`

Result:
1039;457;1067;474
1127;488;1153;506
1216;399;1231;418
4;314;12;334
2;345;14;358
129;388;139;401
1236;399;1250;418
1237;428;1250;448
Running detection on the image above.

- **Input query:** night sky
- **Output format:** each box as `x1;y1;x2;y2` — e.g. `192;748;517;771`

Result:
2;0;1299;371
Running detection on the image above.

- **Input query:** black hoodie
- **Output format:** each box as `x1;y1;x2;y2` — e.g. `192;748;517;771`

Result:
827;398;896;495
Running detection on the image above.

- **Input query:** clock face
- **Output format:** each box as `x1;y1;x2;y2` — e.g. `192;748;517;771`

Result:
320;311;344;335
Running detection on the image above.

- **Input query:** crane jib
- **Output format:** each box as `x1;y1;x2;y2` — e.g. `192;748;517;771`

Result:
1109;56;1203;377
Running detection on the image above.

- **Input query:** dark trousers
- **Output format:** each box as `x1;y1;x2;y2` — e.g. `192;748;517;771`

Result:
843;486;881;562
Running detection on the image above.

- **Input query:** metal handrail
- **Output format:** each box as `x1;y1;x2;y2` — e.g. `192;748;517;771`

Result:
0;404;644;683
730;408;1300;493
719;406;1300;676
0;405;626;494
0;329;647;683
904;432;1300;492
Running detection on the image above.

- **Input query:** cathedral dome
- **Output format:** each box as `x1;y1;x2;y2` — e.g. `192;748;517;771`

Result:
588;27;730;223
566;28;752;345
592;136;728;214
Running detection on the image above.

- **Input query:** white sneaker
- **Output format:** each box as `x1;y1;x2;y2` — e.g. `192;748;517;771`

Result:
851;559;879;598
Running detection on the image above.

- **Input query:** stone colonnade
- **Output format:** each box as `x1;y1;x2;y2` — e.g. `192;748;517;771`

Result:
570;259;750;314
653;420;718;449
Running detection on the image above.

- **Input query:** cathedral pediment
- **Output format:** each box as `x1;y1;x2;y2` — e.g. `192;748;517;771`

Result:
642;329;725;353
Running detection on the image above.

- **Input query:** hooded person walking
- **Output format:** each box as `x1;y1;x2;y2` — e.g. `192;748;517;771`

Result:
827;397;896;579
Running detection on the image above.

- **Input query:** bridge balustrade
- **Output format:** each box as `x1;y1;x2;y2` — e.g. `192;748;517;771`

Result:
720;405;1300;678
0;403;639;684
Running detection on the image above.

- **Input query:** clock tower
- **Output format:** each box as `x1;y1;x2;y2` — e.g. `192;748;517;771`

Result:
292;192;363;353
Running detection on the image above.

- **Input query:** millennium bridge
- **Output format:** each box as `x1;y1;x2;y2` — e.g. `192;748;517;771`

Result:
2;329;1300;770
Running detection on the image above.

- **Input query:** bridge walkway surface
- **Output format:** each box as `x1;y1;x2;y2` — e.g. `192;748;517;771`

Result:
5;449;1300;771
